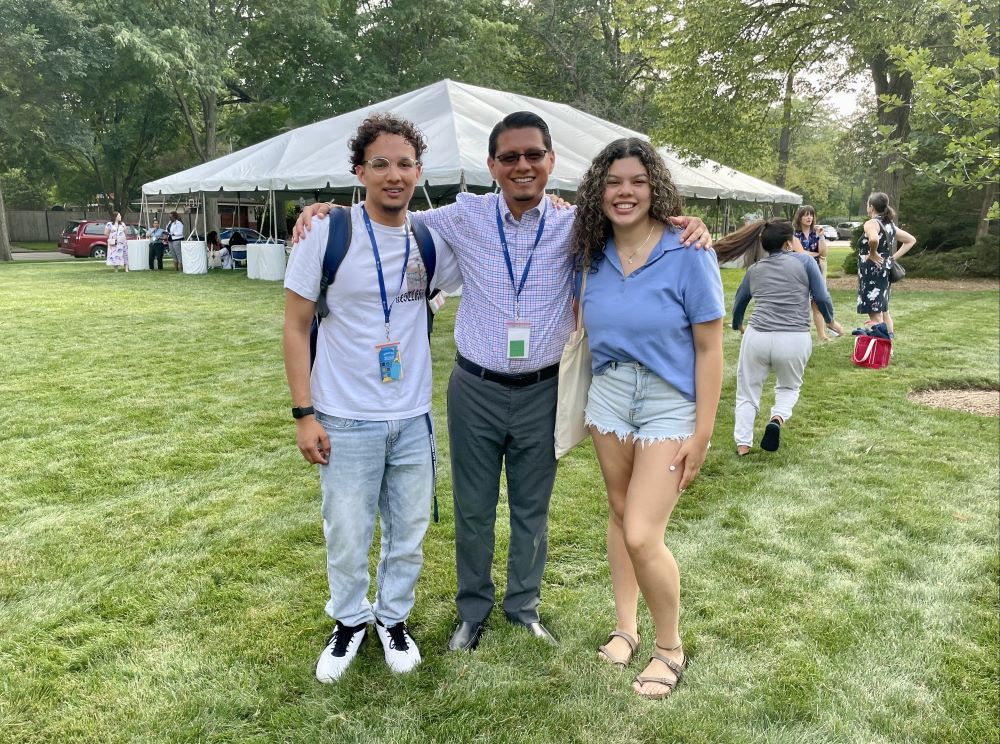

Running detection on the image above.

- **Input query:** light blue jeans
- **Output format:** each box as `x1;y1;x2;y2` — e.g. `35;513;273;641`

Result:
316;411;434;627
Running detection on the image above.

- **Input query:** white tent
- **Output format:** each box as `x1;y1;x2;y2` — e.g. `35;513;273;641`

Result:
142;79;800;205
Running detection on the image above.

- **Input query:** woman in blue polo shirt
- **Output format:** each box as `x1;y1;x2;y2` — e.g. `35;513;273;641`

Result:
571;138;725;701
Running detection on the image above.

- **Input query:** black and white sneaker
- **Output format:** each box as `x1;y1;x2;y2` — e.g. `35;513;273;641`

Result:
375;619;422;673
315;621;367;683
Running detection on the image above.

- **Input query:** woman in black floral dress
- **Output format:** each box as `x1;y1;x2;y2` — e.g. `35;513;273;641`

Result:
857;192;916;335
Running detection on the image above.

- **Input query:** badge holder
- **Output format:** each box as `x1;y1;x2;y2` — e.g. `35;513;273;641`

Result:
506;321;531;359
377;340;403;382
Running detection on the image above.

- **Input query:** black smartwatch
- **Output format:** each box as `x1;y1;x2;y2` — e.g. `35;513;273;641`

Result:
291;406;315;420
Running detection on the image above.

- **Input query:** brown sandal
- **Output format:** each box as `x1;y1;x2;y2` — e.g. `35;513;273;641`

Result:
633;642;689;700
597;630;640;668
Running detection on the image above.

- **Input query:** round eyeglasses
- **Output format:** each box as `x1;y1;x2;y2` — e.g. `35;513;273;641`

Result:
364;157;420;173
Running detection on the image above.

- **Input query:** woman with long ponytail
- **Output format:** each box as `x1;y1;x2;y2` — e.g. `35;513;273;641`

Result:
858;192;916;335
715;220;838;455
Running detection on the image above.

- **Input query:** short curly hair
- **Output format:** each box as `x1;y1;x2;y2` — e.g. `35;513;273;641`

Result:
571;138;683;268
348;113;427;173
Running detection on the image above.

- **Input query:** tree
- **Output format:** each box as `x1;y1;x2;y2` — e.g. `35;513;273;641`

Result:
650;0;944;209
505;0;666;132
0;0;91;260
887;0;999;239
651;0;851;180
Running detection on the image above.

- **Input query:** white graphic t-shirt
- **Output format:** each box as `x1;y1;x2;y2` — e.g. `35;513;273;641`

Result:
283;204;462;420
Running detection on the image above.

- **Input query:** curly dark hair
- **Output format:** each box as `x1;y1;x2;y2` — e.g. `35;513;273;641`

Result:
348;113;427;173
571;138;683;268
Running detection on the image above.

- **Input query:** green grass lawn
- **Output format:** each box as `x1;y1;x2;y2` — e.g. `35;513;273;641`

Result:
1;261;997;743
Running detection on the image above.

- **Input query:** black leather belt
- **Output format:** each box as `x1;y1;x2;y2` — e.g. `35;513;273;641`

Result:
456;353;559;388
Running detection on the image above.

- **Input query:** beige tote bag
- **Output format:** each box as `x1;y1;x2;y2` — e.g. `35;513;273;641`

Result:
554;267;592;459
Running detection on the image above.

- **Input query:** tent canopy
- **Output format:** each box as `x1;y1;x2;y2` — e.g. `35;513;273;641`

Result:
143;80;800;205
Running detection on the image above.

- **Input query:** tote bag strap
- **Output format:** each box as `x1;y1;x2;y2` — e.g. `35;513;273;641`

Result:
856;338;876;363
576;263;589;332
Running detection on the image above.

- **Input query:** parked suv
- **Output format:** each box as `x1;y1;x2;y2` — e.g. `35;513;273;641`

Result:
836;221;862;240
59;220;142;259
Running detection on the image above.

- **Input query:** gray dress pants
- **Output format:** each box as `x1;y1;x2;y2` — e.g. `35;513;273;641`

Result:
446;363;559;624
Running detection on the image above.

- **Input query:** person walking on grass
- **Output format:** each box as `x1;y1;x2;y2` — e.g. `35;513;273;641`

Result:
857;192;916;336
573;138;724;700
283;114;463;683
715;220;838;456
105;212;128;272
293;113;713;654
793;205;845;341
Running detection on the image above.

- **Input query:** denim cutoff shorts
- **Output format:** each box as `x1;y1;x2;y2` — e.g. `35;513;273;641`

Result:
585;362;696;443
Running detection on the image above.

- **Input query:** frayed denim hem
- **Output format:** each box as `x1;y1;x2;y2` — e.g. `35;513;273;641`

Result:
586;418;693;447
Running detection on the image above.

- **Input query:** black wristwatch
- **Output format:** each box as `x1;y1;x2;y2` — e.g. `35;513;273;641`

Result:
291;406;315;420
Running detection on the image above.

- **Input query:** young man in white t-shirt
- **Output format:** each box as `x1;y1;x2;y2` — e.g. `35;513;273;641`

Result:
283;114;462;683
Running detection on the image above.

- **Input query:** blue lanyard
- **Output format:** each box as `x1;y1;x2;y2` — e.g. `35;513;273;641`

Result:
495;202;546;320
362;206;411;340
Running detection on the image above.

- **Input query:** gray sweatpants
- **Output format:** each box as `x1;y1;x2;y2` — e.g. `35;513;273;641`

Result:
734;326;812;446
446;363;559;625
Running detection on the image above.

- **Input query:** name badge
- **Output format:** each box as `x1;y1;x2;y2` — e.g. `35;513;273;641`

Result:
506;321;531;359
376;341;403;382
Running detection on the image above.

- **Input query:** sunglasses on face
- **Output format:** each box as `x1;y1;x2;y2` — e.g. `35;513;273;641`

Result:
363;157;419;173
494;149;549;166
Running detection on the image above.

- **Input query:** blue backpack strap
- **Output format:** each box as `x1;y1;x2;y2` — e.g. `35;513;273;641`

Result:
310;207;352;368
316;208;352;319
410;219;436;288
410;219;438;338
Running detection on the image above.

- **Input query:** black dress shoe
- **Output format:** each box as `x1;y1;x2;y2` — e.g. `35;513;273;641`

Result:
508;618;559;646
448;620;484;651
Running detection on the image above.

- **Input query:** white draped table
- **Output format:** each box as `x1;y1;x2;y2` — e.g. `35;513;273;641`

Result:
247;242;286;281
181;241;208;274
126;239;150;271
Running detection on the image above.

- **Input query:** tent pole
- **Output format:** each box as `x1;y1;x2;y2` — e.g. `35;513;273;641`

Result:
713;197;721;235
423;181;432;210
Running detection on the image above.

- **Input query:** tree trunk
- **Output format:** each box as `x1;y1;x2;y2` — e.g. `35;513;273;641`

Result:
869;51;913;208
774;71;794;189
0;180;12;262
977;182;996;241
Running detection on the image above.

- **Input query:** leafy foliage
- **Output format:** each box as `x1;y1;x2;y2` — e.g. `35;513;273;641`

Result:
886;0;999;218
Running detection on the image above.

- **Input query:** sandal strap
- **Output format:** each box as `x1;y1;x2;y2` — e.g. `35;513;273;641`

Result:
607;630;639;652
633;674;677;691
649;651;687;680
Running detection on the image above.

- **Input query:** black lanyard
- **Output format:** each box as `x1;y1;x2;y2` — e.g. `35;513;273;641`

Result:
362;206;411;340
495;202;546;320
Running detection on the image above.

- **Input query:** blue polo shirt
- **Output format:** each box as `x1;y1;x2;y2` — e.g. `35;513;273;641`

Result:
580;227;725;401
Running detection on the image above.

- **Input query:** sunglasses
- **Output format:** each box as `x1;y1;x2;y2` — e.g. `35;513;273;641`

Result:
363;157;419;173
494;149;549;165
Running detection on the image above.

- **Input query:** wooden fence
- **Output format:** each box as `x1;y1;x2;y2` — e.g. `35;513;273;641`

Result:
5;210;147;243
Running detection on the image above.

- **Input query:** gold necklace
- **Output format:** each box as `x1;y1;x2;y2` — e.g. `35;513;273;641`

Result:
619;223;656;264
